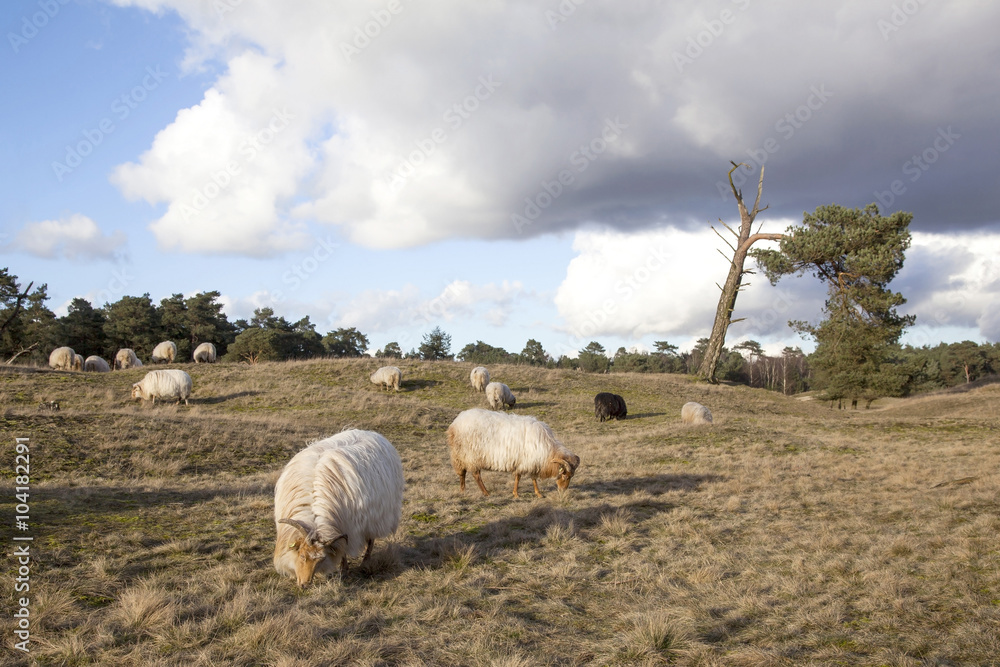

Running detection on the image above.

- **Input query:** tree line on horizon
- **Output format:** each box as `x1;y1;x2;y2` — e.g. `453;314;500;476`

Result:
2;267;997;403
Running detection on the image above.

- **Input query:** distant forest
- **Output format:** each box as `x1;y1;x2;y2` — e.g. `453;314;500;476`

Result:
2;268;998;399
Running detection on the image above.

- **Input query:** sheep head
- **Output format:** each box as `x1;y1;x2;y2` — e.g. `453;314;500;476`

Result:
130;383;144;401
551;453;580;492
278;518;348;587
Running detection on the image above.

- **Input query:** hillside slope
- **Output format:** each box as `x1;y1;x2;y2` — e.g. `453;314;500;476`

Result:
1;360;997;665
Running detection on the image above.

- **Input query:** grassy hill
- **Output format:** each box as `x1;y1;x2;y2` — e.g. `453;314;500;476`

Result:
1;359;998;665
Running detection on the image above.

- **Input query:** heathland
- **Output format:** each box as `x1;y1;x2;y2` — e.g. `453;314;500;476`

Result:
1;359;998;666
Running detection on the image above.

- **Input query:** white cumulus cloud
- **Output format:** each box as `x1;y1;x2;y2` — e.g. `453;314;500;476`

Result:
897;231;1000;343
10;214;126;260
108;0;1000;255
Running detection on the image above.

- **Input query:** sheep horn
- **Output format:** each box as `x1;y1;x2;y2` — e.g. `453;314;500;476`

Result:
279;518;314;538
323;533;348;549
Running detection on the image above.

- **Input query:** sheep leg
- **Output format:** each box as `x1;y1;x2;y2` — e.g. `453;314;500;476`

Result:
513;473;521;499
362;539;374;563
532;478;544;498
472;470;490;496
458;470;466;492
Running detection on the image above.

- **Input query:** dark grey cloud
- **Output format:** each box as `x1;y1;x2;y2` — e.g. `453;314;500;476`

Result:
114;0;999;250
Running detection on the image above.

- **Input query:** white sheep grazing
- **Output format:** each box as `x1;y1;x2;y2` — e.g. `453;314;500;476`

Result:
114;348;142;370
485;381;516;410
274;429;404;587
470;366;490;392
131;369;192;405
151;341;177;364
370;366;401;392
48;346;81;371
447;408;580;499
84;355;110;372
681;401;713;425
192;342;217;363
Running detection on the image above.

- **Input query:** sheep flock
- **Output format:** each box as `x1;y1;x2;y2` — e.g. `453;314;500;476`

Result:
38;347;717;588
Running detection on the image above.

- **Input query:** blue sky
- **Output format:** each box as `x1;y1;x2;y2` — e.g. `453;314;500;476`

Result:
3;0;999;360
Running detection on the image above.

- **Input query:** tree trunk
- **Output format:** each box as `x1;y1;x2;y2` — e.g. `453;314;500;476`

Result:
698;164;782;383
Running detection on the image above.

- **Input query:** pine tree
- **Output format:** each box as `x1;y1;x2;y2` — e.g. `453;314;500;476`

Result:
103;294;161;359
158;293;190;359
752;203;915;406
578;341;609;373
59;298;108;358
419;327;453;360
186;291;234;355
1;269;53;362
377;342;402;358
323;327;370;357
457;340;511;364
520;339;549;366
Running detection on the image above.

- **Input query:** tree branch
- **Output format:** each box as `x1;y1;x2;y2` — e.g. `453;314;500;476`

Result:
713;228;737;254
5;342;39;365
0;281;33;336
728;161;748;204
738;233;783;255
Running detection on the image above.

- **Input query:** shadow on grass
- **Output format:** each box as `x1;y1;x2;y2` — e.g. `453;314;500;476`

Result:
392;498;679;575
573;473;722;496
622;412;667;420
197;390;262;404
400;379;441;392
34;482;271;525
510;401;557;410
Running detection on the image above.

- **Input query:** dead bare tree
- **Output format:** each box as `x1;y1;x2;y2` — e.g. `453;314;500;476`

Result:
697;164;783;383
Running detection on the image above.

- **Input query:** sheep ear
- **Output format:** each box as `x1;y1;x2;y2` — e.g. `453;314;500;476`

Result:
279;518;314;538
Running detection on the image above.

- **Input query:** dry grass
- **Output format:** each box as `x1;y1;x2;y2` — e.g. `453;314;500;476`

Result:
1;359;999;666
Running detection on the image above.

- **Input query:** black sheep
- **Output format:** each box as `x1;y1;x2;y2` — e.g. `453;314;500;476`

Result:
594;392;627;422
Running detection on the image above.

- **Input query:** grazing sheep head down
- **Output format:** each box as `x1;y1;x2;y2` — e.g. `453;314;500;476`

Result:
548;453;581;492
278;518;348;587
